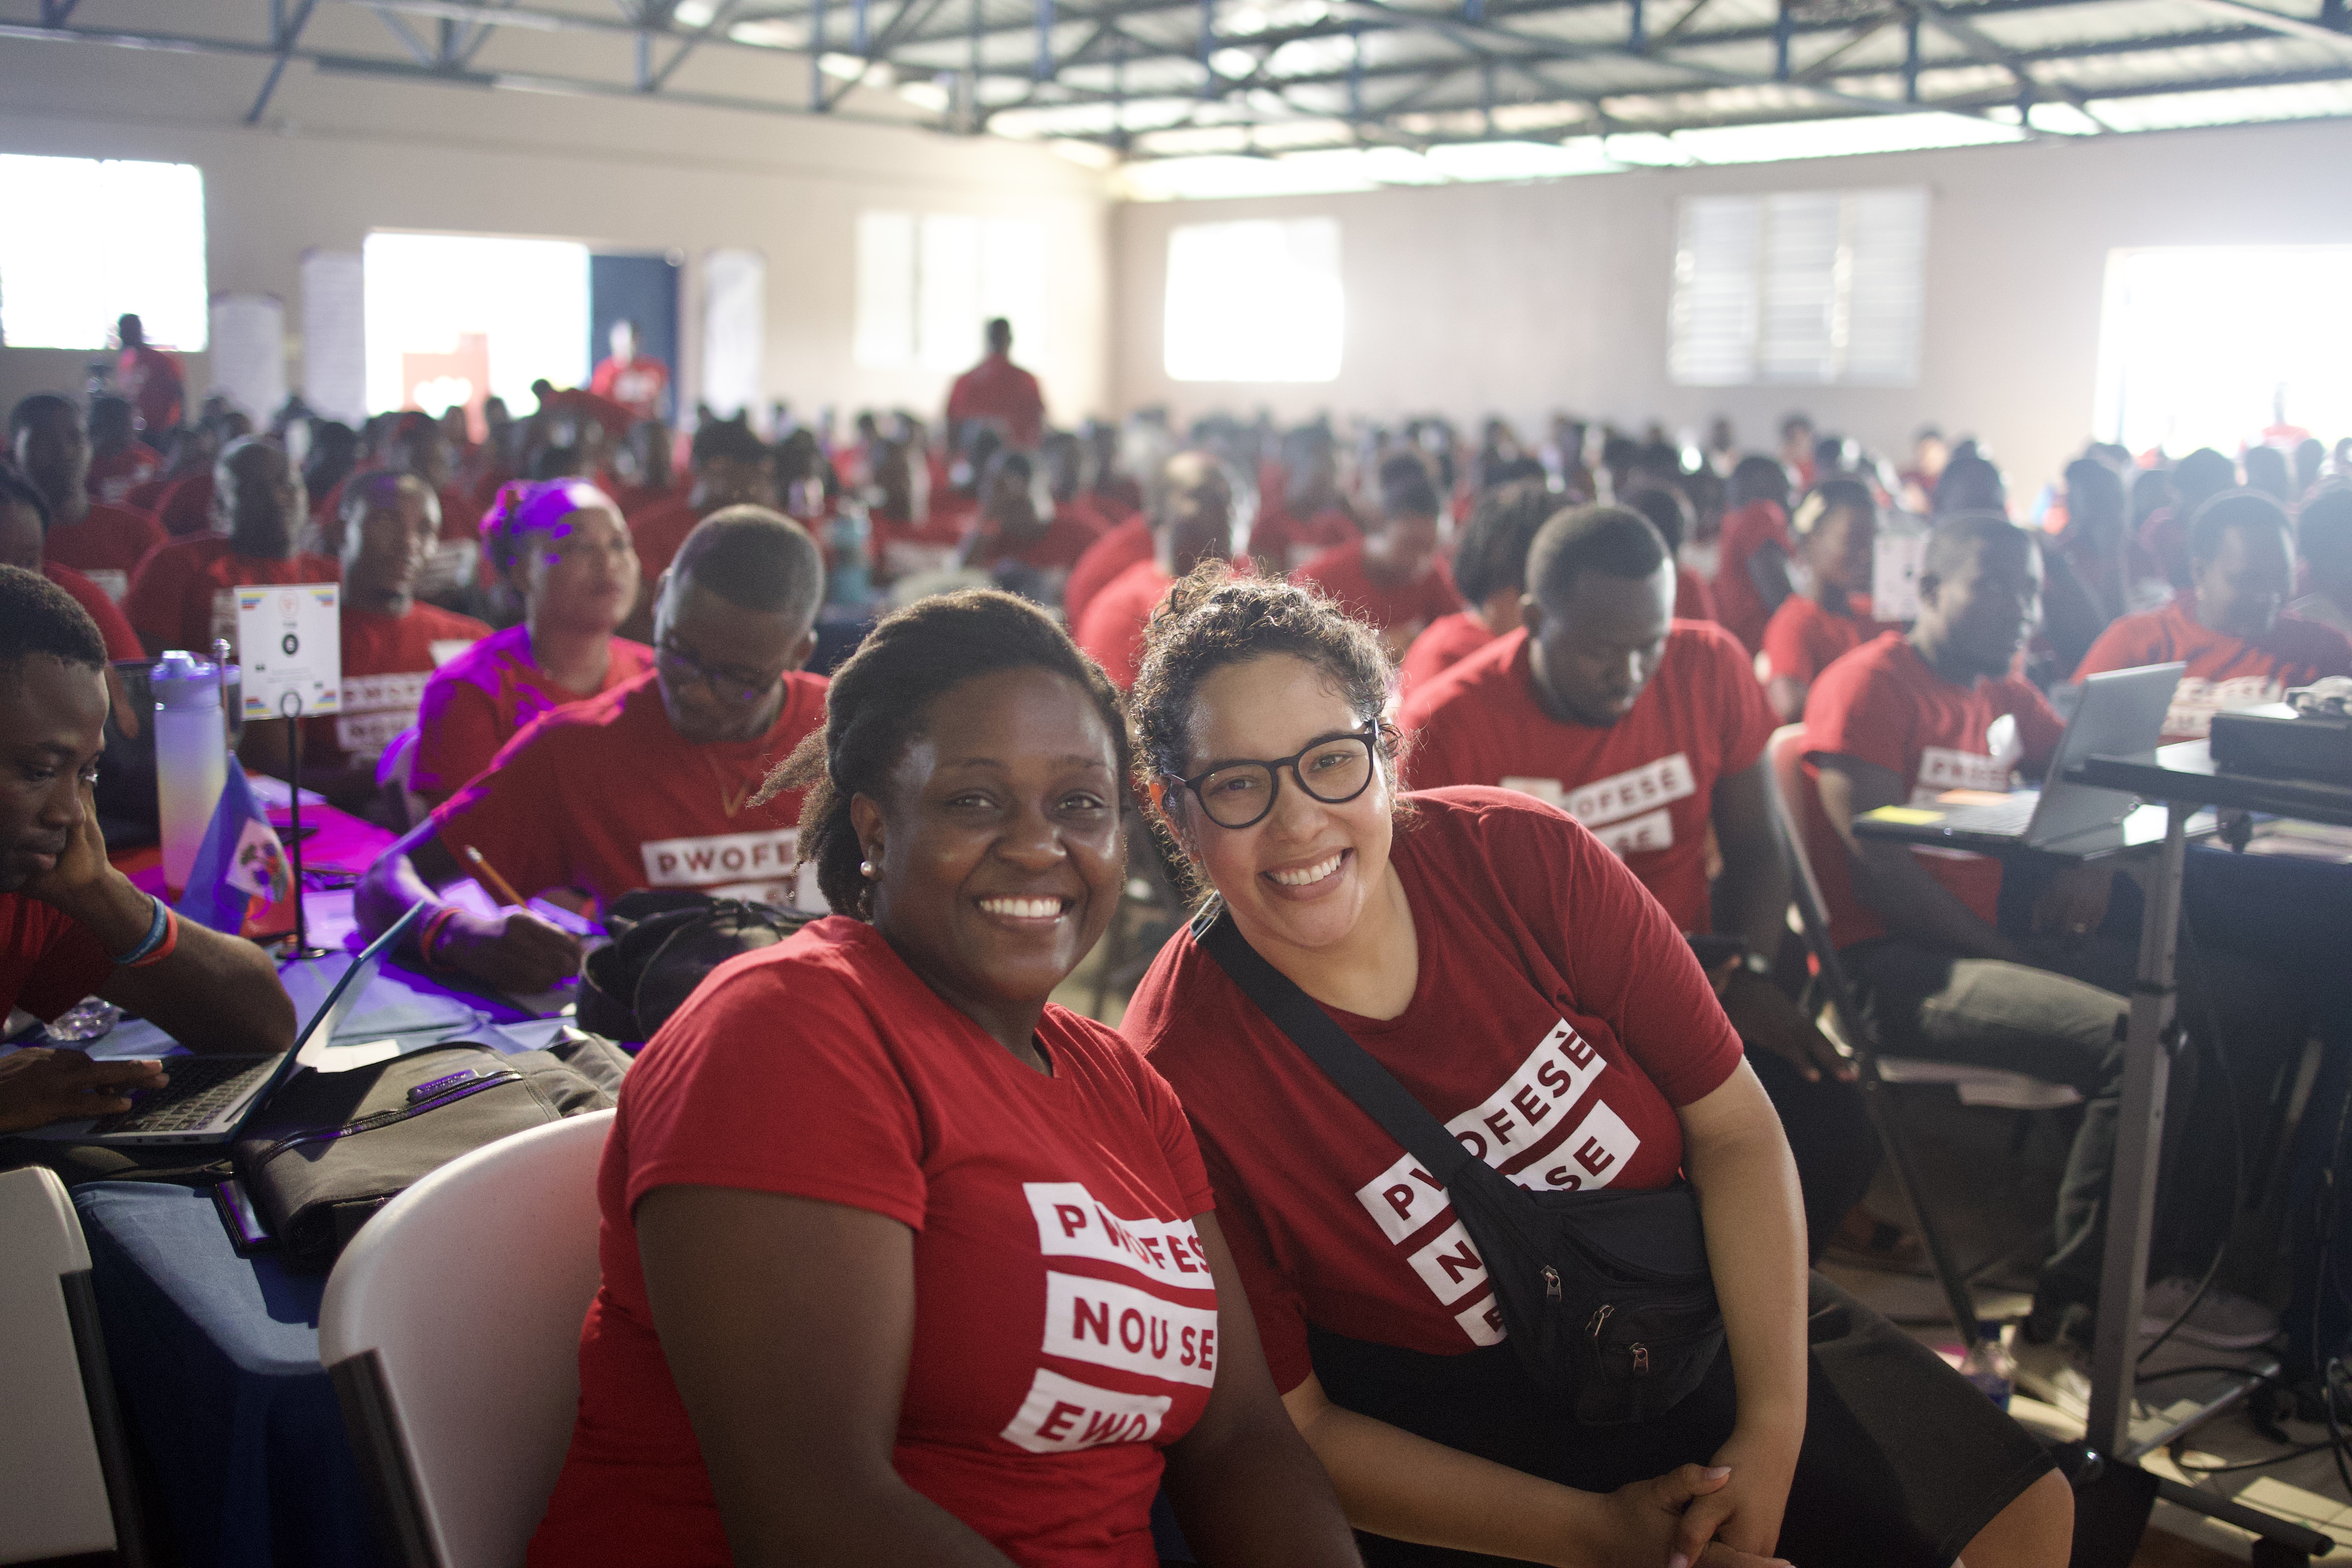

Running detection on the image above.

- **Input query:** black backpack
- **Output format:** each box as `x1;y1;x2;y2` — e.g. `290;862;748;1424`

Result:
578;890;815;1044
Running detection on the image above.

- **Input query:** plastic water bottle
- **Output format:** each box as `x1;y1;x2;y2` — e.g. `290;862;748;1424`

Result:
1959;1325;2016;1410
829;498;873;607
153;649;229;894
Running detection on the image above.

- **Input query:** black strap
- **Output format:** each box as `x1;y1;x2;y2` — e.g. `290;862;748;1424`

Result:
1193;908;1475;1187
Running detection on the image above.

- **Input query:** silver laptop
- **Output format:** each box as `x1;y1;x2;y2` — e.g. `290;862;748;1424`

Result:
26;902;426;1147
1914;662;2185;850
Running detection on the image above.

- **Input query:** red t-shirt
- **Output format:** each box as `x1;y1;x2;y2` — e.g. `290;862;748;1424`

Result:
1063;517;1154;633
155;472;217;539
0;894;114;1022
1712;500;1792;655
1675;565;1718;625
46;564;144;661
123;536;341;658
530;919;1216;1568
1395;611;1496;694
42;501;166;582
430;668;825;912
120;474;176;517
946;355;1046;449
1799;632;2064;950
300;602;491;772
588;355;671;423
1122;789;1743;1389
1294;539;1461;634
2073;597;2352;742
970;508;1106;575
1761;593;1894;696
868;505;969;571
1251;502;1358;572
1396;625;1775;934
410;625;654;799
86;442;164;506
1074;560;1172;691
116;344;184;433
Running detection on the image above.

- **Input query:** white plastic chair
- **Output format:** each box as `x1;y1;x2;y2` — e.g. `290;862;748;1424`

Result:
319;1109;615;1568
0;1164;148;1565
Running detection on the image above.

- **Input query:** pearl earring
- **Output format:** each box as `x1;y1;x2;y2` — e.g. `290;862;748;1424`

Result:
860;858;878;878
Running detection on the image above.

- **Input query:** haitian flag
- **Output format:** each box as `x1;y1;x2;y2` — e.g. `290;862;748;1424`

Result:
174;760;295;934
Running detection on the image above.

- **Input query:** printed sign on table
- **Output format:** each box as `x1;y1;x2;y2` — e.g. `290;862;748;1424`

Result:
236;584;343;720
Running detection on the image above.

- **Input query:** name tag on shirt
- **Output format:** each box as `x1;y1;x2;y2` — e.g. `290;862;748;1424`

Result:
84;568;129;603
2168;675;2285;738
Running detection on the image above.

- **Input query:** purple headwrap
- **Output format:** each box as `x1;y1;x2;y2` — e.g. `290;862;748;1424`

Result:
479;478;614;564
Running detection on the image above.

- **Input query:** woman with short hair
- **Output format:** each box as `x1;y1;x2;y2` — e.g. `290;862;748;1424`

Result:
530;589;1362;1568
1119;568;2072;1568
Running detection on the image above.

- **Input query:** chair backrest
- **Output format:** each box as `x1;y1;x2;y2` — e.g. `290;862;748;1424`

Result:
320;1109;615;1568
0;1166;129;1565
1763;724;1878;1059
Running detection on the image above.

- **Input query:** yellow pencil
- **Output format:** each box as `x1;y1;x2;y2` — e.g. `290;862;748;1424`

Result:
462;845;527;910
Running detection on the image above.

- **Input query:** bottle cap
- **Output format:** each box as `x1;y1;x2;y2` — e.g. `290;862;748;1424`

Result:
151;649;224;712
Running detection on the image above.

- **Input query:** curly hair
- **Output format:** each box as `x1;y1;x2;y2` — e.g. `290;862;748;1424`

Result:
1128;565;1402;897
761;588;1129;919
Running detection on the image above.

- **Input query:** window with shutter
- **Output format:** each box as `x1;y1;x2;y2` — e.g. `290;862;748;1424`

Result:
1669;186;1926;387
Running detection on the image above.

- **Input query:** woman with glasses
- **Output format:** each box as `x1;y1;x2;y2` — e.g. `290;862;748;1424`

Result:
1118;568;2071;1568
410;478;649;804
530;590;1363;1568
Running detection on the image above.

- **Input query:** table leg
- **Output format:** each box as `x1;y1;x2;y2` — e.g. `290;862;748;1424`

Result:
2087;802;2187;1458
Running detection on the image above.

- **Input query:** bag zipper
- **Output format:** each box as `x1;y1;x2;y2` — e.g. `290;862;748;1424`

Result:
1631;1343;1650;1375
1544;1265;1562;1302
1587;1302;1614;1338
246;1069;526;1171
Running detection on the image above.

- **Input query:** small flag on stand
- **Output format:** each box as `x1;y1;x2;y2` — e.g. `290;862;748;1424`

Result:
174;760;295;937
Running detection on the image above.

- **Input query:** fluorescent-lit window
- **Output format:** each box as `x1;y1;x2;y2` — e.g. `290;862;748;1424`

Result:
2096;246;2352;459
1670;188;1925;388
1164;217;1343;383
852;212;1047;373
362;232;589;416
0;155;208;350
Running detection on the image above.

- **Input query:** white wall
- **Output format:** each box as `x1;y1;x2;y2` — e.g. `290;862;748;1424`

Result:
0;28;1113;431
1112;117;2352;496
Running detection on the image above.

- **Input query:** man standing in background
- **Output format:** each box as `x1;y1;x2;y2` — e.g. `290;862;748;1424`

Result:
114;313;185;435
589;319;671;425
945;317;1044;450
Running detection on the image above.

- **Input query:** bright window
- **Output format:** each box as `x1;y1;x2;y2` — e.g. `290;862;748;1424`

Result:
361;232;589;416
1669;189;1925;388
2095;246;2352;459
1164;217;1343;383
0;155;208;351
853;212;1047;373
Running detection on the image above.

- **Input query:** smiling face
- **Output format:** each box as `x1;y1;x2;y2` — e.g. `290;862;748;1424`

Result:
1173;653;1394;957
0;654;108;894
856;666;1124;1025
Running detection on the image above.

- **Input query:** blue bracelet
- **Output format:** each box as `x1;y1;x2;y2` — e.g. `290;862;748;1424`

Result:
110;894;170;966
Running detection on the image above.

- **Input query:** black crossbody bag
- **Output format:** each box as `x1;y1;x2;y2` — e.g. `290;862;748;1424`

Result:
1195;908;1724;1425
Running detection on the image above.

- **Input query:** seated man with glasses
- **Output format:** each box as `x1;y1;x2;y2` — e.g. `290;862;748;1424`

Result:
355;508;827;996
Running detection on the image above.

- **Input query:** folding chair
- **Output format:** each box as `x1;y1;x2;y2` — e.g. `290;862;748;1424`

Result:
1764;724;1992;1351
320;1109;614;1568
0;1165;150;1566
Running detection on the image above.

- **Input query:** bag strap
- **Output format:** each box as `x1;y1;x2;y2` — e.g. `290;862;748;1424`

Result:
1193;908;1475;1187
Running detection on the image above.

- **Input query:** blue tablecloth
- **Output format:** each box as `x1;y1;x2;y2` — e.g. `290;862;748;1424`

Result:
74;1180;385;1568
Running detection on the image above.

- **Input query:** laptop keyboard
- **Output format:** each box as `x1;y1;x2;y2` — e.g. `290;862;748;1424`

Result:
92;1055;278;1134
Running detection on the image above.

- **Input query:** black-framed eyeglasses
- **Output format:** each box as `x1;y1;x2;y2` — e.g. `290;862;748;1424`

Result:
655;635;784;705
1168;725;1379;830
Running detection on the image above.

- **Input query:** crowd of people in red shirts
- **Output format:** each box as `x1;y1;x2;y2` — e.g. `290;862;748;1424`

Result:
18;292;2352;1568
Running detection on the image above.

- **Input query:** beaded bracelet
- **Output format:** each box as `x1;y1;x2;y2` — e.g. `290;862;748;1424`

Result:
126;906;180;969
109;894;172;966
417;903;464;968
